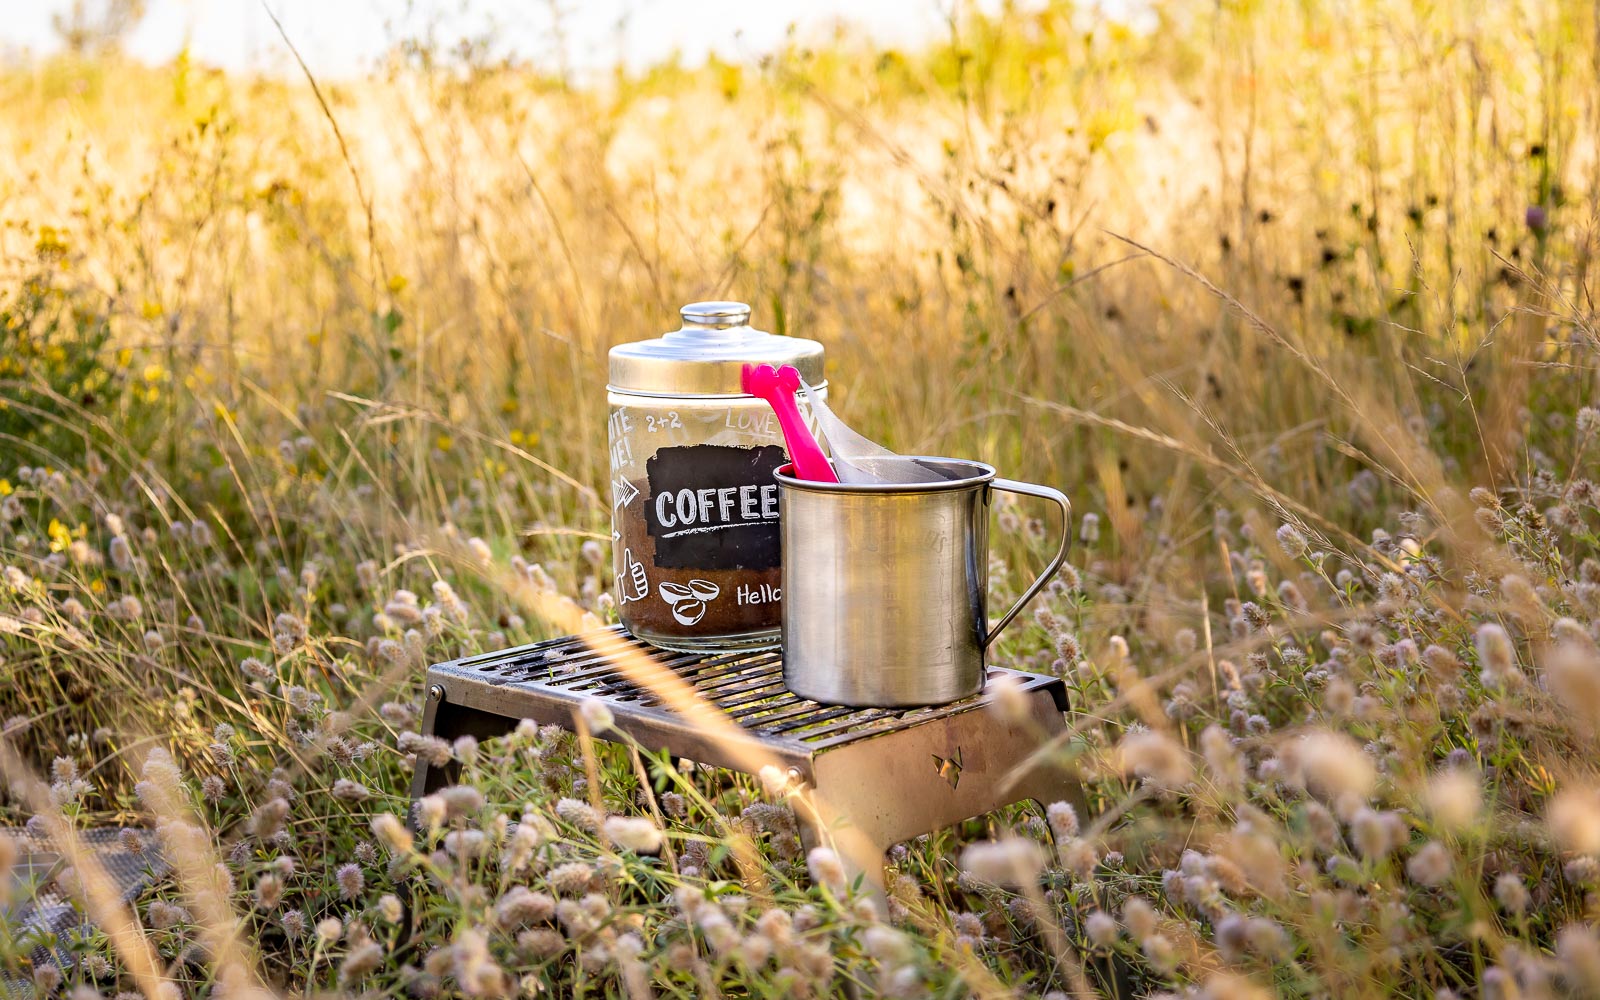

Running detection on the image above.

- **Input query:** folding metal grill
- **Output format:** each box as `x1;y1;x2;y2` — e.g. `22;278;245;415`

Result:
413;626;1081;889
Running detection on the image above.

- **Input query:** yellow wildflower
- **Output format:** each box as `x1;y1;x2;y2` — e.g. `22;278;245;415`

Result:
48;519;72;553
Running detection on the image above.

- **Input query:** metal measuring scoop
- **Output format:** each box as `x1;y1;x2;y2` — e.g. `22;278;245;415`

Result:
797;379;951;485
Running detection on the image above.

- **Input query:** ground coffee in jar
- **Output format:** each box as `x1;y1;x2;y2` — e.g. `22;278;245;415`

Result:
607;302;824;652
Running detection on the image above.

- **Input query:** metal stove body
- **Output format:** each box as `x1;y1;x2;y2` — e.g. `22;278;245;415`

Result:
413;626;1080;889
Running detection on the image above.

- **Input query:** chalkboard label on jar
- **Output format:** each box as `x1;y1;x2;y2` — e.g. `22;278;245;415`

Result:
644;444;785;571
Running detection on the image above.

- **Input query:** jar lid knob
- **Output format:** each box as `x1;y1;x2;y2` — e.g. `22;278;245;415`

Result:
679;301;751;329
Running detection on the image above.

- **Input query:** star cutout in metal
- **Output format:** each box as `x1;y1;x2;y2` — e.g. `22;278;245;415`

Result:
932;747;964;789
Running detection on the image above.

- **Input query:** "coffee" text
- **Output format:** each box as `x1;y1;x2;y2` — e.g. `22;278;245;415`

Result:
655;484;778;534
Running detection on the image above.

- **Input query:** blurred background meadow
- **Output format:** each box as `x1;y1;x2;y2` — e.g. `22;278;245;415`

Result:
1;0;1599;996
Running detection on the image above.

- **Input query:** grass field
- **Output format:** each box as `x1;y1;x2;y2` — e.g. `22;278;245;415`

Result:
2;0;1600;996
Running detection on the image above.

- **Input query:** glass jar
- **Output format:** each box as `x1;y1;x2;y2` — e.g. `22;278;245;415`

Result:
608;302;825;652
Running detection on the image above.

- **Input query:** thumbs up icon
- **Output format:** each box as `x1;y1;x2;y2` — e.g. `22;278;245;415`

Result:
616;548;649;604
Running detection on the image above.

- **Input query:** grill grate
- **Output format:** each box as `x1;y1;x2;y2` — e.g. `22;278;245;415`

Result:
417;625;1085;905
430;625;1065;756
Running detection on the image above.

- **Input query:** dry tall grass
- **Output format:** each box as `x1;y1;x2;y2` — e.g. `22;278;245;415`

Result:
1;0;1599;996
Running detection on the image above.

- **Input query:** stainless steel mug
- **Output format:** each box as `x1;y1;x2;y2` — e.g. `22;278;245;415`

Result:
776;458;1070;707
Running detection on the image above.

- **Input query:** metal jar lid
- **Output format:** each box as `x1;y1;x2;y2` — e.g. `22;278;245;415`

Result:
608;301;826;397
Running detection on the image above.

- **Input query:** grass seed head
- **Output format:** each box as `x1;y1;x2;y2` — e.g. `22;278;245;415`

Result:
1122;897;1158;943
1475;623;1518;686
332;778;370;802
547;861;596;896
1276;523;1310;556
1494;873;1530;914
1116;729;1193;788
579;697;614;733
1351;808;1406;860
1547;788;1600;856
806;847;847;893
372;812;413;853
1293;730;1376;803
555;797;600;833
147;899;186;930
337;862;365;899
2;832;23;876
1142;933;1178;974
1557;925;1600;993
1060;838;1100;879
1543;643;1600;731
1405;841;1452;886
413;794;447;831
985;673;1030;724
1424;768;1482;832
443;829;488;860
1086;909;1118;947
1045;800;1079;839
604;815;663;854
515;928;565;960
249;797;290;839
864;924;915;966
437;784;485;818
399;732;453;767
254;874;284;911
495;886;556;929
960;837;1045;887
1200;725;1245;792
1245;917;1290;961
340;941;385;984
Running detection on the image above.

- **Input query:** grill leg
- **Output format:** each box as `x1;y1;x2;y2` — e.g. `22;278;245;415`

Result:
410;685;521;803
1011;717;1091;836
801;687;1085;909
795;802;891;915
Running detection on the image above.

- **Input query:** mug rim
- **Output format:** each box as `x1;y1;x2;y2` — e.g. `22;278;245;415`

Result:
773;457;997;494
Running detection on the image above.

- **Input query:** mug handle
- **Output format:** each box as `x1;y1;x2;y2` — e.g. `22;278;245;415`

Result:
985;479;1072;647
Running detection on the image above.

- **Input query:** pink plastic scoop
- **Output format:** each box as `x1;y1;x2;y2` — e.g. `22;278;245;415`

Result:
742;363;839;483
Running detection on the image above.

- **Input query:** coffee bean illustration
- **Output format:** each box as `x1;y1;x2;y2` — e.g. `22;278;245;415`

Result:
658;582;695;605
671;599;707;625
687;579;721;601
